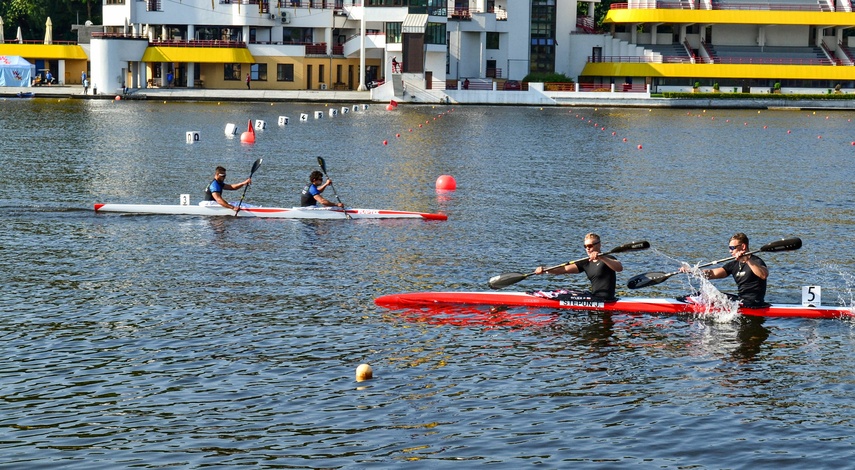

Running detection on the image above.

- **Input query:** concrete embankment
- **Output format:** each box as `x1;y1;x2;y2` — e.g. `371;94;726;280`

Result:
4;85;855;110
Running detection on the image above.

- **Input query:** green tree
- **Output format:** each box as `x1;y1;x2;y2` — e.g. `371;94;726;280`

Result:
577;0;618;30
1;0;100;42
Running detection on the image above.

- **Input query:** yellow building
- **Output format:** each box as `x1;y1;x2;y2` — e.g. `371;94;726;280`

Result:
575;0;855;93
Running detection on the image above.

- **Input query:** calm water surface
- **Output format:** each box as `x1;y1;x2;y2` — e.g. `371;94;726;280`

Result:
2;98;855;468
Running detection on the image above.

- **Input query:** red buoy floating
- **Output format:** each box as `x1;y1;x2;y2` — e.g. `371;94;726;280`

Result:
240;119;255;143
386;99;398;111
435;175;457;191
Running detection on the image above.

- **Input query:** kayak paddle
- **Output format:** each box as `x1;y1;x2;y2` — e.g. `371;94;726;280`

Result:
234;158;262;216
488;240;651;290
317;156;351;220
626;236;802;290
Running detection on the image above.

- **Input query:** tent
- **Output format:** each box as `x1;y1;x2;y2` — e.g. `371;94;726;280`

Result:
0;55;35;87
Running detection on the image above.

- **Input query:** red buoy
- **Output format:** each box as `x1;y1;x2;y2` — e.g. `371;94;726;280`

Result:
435;175;457;191
240;119;255;143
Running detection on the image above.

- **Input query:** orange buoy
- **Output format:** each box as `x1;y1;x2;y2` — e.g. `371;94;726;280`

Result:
240;119;255;143
386;104;395;111
435;175;457;191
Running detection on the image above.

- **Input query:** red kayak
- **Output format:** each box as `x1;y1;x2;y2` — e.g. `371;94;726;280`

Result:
375;291;855;320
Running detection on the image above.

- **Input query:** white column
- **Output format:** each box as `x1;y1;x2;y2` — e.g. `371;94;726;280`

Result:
187;63;195;87
357;7;366;91
58;60;66;85
479;31;486;78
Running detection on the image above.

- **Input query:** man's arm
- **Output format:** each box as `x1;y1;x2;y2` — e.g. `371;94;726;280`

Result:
313;194;343;207
212;192;235;210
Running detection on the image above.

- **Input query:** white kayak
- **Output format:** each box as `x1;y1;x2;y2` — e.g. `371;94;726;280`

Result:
93;203;448;220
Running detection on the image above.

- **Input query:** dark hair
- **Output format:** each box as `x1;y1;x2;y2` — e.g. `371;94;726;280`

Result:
731;232;749;247
215;166;226;174
310;170;323;182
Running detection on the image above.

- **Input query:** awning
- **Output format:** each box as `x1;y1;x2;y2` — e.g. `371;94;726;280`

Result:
0;44;88;60
402;14;428;34
141;46;255;63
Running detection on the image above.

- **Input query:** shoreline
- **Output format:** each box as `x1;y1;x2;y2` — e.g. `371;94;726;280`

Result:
5;85;855;110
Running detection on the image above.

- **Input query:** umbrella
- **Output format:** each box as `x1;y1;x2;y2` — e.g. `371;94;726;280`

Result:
0;17;5;44
17;26;22;43
44;17;52;44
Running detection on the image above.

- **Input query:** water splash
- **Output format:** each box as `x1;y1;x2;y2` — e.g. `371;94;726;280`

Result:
680;263;740;323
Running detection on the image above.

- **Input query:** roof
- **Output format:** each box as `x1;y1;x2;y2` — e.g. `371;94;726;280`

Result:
0;55;33;66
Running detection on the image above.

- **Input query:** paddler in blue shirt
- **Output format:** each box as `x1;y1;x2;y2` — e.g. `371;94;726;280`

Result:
534;233;624;301
204;166;251;211
300;170;344;208
681;232;768;307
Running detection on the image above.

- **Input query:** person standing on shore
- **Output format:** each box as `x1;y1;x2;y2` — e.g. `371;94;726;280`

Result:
83;78;89;95
246;73;251;89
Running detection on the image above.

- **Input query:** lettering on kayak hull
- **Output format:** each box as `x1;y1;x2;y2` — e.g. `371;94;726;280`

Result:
558;300;605;308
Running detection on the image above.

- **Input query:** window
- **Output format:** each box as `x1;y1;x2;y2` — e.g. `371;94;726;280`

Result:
252;63;267;81
530;0;556;73
104;0;125;4
486;32;500;50
283;27;313;43
277;63;294;81
386;23;402;44
224;64;242;81
425;22;446;45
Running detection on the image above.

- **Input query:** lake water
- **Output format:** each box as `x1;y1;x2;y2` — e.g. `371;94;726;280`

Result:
2;97;855;468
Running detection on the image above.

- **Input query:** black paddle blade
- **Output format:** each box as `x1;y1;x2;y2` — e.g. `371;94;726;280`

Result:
627;272;671;289
611;240;651;253
251;158;262;175
488;272;529;290
760;237;802;252
317;156;327;173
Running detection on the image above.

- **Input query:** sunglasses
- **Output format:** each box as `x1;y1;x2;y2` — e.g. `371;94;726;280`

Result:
584;242;600;249
217;173;226;177
728;245;741;250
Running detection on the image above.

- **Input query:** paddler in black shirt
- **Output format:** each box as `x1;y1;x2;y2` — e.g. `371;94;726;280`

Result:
681;232;768;307
534;233;624;301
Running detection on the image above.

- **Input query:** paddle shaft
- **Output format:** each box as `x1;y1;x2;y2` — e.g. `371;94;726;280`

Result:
656;250;759;282
317;157;350;219
234;158;262;216
627;237;802;289
488;240;650;290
